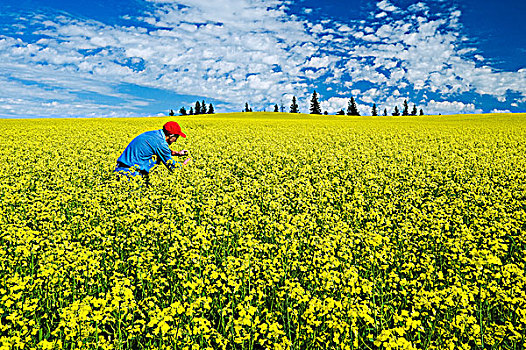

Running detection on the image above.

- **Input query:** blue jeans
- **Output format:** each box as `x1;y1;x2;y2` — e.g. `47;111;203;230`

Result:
114;162;148;178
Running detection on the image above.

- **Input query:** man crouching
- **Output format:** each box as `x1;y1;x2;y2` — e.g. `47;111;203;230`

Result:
114;121;191;181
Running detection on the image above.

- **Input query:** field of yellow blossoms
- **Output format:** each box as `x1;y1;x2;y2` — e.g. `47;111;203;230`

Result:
1;112;525;350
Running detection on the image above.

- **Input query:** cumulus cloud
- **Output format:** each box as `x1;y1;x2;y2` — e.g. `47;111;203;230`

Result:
377;0;398;12
425;100;482;114
1;0;331;115
0;0;525;116
320;97;349;114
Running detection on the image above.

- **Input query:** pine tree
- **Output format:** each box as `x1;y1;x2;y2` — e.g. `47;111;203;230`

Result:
179;107;187;116
371;103;378;116
274;104;279;112
392;106;400;116
290;96;299;113
411;104;417;116
402;100;409;116
383;108;388;116
347;97;360;116
189;107;194;115
195;101;201;115
245;102;250;112
169;109;175;116
310;91;322;114
208;103;214;114
420;109;424;116
337;109;345;115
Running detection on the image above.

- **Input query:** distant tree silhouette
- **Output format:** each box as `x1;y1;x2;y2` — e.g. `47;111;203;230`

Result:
324;111;328;115
392;106;400;116
189;107;194;115
372;103;378;116
347;97;360;116
310;91;322;114
208;103;214;114
201;100;207;114
336;109;345;115
411;104;417;116
169;109;175;116
420;109;424;116
402;100;409;116
290;96;299;113
383;108;388;116
195;101;201;115
274;104;279;112
179;107;187;116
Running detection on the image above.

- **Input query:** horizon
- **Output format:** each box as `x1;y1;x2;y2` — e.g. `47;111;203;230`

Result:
2;110;525;120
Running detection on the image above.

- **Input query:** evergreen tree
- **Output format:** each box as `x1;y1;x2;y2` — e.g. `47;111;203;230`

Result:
195;101;201;115
201;100;207;114
420;109;424;116
245;102;250;112
179;107;187;116
371;103;378;116
274;104;279;112
347;97;360;116
290;96;299;113
383;108;388;116
309;90;322;114
208;103;214;114
411;104;417;116
392;106;400;116
336;109;345;115
189;107;194;115
169;109;175;116
402;99;409;116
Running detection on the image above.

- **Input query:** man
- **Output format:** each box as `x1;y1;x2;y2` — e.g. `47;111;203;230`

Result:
115;121;191;178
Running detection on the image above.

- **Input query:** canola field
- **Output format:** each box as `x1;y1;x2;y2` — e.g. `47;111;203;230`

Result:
1;112;526;350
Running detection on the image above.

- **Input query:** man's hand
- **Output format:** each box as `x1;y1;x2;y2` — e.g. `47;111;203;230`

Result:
171;150;189;157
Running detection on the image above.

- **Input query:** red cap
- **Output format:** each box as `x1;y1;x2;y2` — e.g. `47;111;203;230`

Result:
163;121;186;138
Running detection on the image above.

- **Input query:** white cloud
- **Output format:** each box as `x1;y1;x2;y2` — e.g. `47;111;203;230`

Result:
425;100;482;114
2;0;337;115
1;0;525;116
377;0;398;12
320;97;348;114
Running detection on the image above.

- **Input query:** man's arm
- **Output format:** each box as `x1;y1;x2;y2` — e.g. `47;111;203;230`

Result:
157;144;192;171
155;143;183;171
171;149;189;157
171;149;191;166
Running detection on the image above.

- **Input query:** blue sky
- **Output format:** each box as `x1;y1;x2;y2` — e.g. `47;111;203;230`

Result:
1;0;525;117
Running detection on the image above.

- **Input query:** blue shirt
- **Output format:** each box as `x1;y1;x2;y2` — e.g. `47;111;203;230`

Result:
116;130;180;173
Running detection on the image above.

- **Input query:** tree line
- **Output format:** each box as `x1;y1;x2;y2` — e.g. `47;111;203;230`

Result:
170;100;215;116
244;92;424;116
307;91;424;116
171;93;424;116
